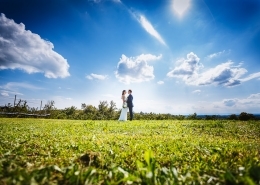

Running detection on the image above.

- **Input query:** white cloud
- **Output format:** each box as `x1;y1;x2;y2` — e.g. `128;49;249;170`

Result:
0;13;70;78
115;54;162;84
86;76;93;80
167;52;202;78
0;90;23;96
172;0;190;17
220;93;260;109
167;52;260;87
0;82;43;91
192;89;201;94
1;92;9;96
157;81;164;85
248;93;260;99
0;82;39;100
240;72;260;82
131;13;166;46
194;61;247;87
136;54;162;61
223;99;237;107
206;50;226;59
86;73;108;80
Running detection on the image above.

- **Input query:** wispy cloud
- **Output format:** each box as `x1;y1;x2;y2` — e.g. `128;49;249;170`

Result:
240;72;260;82
0;82;40;99
131;12;166;46
86;73;108;80
167;52;260;87
0;90;23;96
115;53;162;84
157;81;164;85
0;14;70;78
0;82;43;91
192;89;201;94
248;93;260;99
1;92;9;97
206;50;227;59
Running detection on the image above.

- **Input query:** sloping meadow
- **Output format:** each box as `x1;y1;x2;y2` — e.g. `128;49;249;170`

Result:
0;118;259;184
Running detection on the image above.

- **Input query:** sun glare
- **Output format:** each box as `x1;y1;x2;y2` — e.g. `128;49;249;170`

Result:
172;0;190;17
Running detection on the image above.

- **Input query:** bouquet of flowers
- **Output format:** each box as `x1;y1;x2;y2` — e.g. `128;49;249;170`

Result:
123;102;127;108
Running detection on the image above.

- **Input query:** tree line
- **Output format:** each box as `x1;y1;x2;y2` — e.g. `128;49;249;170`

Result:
0;100;259;121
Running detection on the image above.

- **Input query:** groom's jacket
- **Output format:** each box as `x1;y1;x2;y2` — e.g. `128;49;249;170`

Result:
127;94;133;107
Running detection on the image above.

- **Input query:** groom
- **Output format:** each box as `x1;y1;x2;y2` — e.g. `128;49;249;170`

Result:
127;89;134;121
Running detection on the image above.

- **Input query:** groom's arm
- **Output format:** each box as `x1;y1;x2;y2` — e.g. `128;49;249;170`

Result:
128;95;133;102
127;95;133;103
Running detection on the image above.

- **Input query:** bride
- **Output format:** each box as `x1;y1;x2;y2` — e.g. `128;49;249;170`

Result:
118;90;128;121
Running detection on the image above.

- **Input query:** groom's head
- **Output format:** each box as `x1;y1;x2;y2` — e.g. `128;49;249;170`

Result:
128;89;132;94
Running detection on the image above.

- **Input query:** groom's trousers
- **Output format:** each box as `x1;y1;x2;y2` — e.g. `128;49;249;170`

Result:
129;107;133;120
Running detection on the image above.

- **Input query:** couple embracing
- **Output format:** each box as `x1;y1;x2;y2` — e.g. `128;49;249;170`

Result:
118;89;133;121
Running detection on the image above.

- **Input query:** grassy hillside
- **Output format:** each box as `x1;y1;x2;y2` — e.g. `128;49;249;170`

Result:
0;118;259;184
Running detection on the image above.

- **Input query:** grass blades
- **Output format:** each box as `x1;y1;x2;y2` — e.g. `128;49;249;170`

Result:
0;118;259;184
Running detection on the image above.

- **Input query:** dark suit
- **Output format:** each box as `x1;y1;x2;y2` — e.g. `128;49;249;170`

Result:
127;94;133;120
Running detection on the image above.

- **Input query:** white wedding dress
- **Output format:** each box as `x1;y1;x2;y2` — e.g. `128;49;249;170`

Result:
118;95;128;121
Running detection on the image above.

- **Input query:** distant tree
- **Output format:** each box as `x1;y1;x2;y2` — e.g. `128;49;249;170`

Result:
6;103;12;112
205;115;218;120
12;99;29;114
56;112;67;119
186;113;197;120
97;101;109;120
239;112;256;121
43;100;55;114
64;106;77;118
81;103;87;109
107;100;117;119
156;114;164;120
175;115;185;120
228;114;238;120
83;105;98;120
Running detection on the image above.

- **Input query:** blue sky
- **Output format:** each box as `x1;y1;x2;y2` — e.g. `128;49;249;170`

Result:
0;0;260;114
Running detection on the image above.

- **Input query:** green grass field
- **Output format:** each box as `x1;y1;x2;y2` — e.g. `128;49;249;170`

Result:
0;118;260;184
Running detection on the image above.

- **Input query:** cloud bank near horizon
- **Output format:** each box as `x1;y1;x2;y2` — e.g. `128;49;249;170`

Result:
0;13;70;78
167;52;260;87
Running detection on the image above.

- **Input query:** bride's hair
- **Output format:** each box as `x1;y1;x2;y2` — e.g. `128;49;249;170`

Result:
122;90;126;95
